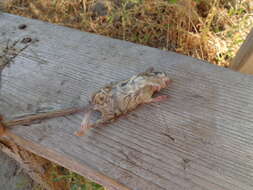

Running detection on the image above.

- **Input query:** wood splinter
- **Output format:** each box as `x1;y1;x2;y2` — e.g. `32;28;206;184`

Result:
0;107;84;137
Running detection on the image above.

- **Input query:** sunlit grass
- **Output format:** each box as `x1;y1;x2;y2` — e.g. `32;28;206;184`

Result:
50;164;105;190
4;0;253;67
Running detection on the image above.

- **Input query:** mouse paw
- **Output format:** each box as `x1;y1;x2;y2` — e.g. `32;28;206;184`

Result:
75;123;90;136
74;130;85;136
150;95;169;103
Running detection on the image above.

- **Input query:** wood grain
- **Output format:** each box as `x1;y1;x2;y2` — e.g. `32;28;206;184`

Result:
1;13;253;190
230;27;253;74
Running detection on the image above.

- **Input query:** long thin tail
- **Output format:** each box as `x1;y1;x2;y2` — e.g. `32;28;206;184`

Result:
3;107;85;128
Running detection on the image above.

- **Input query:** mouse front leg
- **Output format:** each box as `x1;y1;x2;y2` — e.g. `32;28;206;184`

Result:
146;95;169;104
151;95;169;102
144;83;162;92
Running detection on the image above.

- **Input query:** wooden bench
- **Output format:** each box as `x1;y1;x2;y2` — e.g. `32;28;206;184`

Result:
1;13;253;190
230;28;253;74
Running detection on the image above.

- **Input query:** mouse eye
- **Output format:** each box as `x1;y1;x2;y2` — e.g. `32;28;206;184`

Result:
121;81;128;87
154;72;165;76
104;87;110;92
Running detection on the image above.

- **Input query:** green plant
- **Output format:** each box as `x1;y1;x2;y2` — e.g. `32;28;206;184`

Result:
167;0;178;3
51;165;104;190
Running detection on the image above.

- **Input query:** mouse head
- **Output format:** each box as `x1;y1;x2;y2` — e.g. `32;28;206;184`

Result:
141;70;172;89
153;71;171;88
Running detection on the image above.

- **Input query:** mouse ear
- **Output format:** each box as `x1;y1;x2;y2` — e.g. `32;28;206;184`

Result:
137;67;155;76
145;67;154;72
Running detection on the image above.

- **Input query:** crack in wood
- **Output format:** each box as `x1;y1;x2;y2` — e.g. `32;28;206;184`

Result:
0;38;32;70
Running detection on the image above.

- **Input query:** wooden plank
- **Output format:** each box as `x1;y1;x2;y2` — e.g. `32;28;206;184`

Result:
1;13;253;190
230;27;253;74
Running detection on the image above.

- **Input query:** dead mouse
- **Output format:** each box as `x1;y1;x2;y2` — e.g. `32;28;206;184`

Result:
75;67;172;136
0;68;172;137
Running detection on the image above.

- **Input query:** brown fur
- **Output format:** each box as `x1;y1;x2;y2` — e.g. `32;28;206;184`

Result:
75;68;171;136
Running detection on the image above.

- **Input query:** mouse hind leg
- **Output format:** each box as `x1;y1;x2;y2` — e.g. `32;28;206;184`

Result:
75;110;93;136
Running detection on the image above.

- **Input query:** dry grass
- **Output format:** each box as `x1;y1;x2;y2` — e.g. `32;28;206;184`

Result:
49;164;105;190
4;0;253;67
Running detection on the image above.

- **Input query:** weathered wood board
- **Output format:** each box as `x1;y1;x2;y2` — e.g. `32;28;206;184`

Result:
1;13;253;190
230;28;253;74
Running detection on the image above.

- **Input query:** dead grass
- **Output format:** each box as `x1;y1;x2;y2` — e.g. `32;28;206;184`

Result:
4;0;253;67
